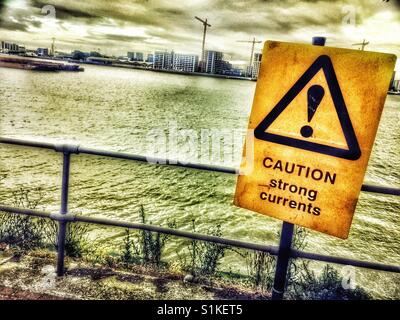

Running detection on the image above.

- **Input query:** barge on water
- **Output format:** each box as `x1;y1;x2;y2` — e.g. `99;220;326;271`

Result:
0;54;84;72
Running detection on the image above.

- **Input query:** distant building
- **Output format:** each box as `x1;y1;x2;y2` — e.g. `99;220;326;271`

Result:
390;71;399;91
153;51;174;70
153;51;198;72
136;52;144;61
252;53;262;79
220;61;233;75
389;71;396;91
230;68;245;77
205;50;233;75
36;48;49;56
393;80;400;92
204;51;233;75
128;51;144;61
172;53;199;72
221;66;246;77
245;65;253;78
205;50;223;74
146;53;154;63
1;41;24;53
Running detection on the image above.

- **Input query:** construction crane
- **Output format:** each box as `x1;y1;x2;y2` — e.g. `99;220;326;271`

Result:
195;16;211;71
237;37;262;69
352;39;369;51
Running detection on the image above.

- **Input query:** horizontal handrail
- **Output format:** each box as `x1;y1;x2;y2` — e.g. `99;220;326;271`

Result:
1;137;399;195
360;184;400;196
290;249;400;273
0;204;398;273
0;137;238;175
0;204;279;254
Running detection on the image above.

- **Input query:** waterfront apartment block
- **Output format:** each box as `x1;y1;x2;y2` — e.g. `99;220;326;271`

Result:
146;53;154;63
172;53;199;72
153;51;174;69
205;50;223;74
205;50;233;75
36;48;49;56
128;51;144;61
389;72;399;91
153;51;199;72
252;53;262;79
392;79;400;91
1;41;25;54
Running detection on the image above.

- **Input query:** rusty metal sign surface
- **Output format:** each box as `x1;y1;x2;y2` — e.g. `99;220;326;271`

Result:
234;41;396;239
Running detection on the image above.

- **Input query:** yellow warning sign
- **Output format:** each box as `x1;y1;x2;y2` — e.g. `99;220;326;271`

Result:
234;41;396;239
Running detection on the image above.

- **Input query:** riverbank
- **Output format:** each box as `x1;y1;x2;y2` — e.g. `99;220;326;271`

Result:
72;60;255;81
0;250;269;300
1;53;254;80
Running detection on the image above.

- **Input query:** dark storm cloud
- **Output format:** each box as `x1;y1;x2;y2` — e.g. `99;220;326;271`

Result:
0;0;6;16
45;5;100;20
30;0;101;20
146;29;199;43
0;1;361;41
28;0;190;28
0;0;398;65
3;0;397;34
221;15;305;34
102;34;148;42
0;19;28;31
152;6;187;17
212;1;346;34
0;4;42;32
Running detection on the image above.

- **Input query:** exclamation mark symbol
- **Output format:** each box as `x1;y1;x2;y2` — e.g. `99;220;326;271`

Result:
300;85;325;138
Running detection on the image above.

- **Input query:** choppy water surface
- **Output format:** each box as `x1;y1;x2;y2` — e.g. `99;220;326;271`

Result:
0;65;399;298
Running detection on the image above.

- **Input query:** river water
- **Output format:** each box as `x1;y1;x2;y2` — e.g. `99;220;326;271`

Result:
0;65;399;298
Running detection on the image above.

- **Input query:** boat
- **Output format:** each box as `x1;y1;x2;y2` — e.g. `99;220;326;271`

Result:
0;54;84;72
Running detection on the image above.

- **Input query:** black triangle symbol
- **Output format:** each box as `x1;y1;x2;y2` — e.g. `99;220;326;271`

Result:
254;55;361;160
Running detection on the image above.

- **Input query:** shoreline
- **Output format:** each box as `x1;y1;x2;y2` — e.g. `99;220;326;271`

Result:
76;59;256;81
1;54;256;81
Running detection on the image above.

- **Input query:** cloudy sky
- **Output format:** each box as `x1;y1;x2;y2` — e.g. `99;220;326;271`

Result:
0;0;399;70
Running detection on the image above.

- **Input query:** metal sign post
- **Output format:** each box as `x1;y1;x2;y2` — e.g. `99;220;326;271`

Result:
271;37;326;300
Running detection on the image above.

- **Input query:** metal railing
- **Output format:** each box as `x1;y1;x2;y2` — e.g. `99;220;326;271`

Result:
0;136;399;300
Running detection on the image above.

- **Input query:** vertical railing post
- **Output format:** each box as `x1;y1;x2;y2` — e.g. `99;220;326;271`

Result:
271;36;326;300
56;148;71;276
272;222;294;300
